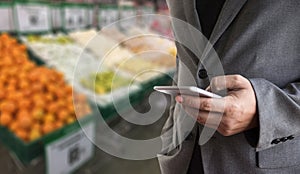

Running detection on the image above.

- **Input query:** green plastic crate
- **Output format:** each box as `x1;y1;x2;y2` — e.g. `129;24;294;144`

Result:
98;87;145;120
0;106;96;165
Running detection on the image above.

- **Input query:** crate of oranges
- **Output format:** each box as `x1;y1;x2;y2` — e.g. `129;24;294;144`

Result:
0;33;96;164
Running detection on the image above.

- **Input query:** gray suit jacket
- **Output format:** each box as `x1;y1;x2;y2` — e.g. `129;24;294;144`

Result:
158;0;300;173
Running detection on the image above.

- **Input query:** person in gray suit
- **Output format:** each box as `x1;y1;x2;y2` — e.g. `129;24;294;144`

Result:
158;0;300;173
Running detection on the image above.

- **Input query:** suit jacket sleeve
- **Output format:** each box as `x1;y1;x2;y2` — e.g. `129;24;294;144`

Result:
249;78;300;151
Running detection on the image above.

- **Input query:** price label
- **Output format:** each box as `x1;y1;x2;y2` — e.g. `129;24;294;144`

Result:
120;9;136;19
119;8;137;28
142;7;154;15
87;8;93;26
0;7;14;31
141;7;155;26
15;4;50;33
98;8;119;28
64;7;87;30
51;6;62;29
46;122;95;174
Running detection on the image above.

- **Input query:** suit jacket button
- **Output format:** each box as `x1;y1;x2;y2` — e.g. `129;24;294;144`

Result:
287;135;295;140
198;69;208;79
280;137;288;142
271;139;281;145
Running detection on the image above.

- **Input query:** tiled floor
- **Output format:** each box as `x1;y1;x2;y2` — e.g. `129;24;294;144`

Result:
0;93;171;174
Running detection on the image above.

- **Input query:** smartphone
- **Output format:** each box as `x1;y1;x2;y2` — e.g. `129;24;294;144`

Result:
154;86;222;98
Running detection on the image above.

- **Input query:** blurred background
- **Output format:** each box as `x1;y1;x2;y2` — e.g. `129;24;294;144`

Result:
0;0;176;173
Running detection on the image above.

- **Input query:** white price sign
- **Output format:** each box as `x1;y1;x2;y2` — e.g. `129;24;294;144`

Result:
51;7;62;29
46;122;95;174
120;8;136;19
0;7;14;31
15;4;50;33
87;8;93;26
143;7;154;15
99;8;119;28
64;7;87;30
119;8;137;28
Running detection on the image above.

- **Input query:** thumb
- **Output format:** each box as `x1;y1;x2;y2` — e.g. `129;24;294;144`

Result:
210;75;248;92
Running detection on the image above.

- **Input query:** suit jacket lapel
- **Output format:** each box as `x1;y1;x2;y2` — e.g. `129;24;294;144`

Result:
180;0;206;66
200;0;248;61
173;0;248;67
209;0;248;46
182;0;201;30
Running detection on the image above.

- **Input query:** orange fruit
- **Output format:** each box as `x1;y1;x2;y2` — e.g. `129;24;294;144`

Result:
0;100;16;113
34;98;46;109
55;121;64;129
42;123;55;134
9;121;18;132
67;103;75;114
32;83;44;92
18;99;31;110
17;109;30;119
22;89;33;97
32;122;41;131
39;75;48;84
18;116;32;129
19;80;29;89
54;89;65;98
47;103;59;114
8;78;17;86
6;85;16;93
19;44;27;51
64;86;73;95
44;93;54;102
15;129;28;141
44;113;55;123
32;108;44;121
46;84;57;93
0;112;12;126
58;110;69;121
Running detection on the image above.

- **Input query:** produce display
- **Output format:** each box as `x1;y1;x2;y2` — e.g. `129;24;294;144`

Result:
114;57;163;82
0;33;91;142
70;28;176;69
23;35;99;83
20;27;176;107
101;27;177;68
69;29;134;66
80;71;132;95
26;35;73;44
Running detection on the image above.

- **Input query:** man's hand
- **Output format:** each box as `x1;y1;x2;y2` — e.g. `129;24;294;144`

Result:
176;75;258;136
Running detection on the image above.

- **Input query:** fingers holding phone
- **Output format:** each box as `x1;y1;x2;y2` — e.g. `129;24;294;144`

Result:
175;75;258;136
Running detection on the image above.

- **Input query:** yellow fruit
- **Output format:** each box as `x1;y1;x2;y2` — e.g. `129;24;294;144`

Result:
32;108;44;121
67;117;75;124
44;113;55;123
29;128;41;141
